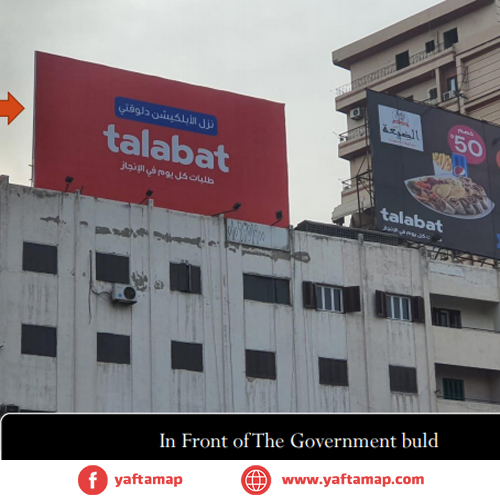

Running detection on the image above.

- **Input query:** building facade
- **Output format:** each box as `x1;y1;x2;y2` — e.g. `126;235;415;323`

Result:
1;177;500;413
332;0;500;222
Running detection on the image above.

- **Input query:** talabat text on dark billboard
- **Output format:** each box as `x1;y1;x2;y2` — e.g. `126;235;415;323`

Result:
368;90;500;259
33;52;289;226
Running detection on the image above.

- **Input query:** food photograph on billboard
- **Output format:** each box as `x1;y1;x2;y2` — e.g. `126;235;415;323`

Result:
367;89;500;259
33;52;289;227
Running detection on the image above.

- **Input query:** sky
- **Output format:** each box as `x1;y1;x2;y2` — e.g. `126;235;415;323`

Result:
0;0;442;226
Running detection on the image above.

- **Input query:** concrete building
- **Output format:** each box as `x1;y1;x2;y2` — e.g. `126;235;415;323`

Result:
332;0;500;222
2;176;500;414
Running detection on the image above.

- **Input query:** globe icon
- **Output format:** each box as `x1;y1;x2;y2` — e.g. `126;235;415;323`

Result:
245;469;268;492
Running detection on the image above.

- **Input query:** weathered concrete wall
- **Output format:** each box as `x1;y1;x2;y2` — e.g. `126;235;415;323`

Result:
1;180;500;412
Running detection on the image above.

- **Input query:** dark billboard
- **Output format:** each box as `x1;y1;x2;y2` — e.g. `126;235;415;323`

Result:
368;90;500;259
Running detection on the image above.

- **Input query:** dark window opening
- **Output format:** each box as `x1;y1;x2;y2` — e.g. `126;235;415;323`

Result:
389;365;418;394
428;88;438;100
246;349;276;380
432;308;461;328
97;332;130;364
96;253;129;284
23;242;58;275
443;28;458;49
244;274;290;305
443;378;465;401
375;291;425;323
425;40;436;53
170;263;202;294
171;341;203;372
395;51;410;70
319;358;348;387
21;324;57;358
447;76;458;92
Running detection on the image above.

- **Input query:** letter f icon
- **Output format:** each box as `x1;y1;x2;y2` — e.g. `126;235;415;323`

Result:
89;471;97;489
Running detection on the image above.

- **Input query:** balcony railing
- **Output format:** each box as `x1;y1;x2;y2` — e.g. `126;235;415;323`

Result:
437;395;500;406
339;124;368;144
336;42;447;97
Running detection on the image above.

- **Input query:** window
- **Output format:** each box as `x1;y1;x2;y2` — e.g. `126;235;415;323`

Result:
96;253;129;284
443;28;458;49
389;365;418;394
387;295;412;321
23;242;57;275
21;324;57;358
395;51;410;70
97;332;130;364
447;76;458;92
243;274;290;305
318;358;348;387
443;378;465;401
171;341;203;372
170;263;201;294
246;350;276;380
425;40;436;53
375;291;425;323
428;88;438;100
316;285;343;312
303;282;361;313
432;308;461;328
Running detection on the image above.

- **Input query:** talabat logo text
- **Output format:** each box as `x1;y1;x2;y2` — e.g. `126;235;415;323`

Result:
78;465;108;495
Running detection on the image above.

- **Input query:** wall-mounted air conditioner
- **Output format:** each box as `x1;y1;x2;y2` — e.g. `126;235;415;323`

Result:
442;90;457;102
111;284;138;305
350;107;364;120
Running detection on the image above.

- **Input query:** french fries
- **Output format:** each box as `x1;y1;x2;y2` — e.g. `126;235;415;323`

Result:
433;152;452;171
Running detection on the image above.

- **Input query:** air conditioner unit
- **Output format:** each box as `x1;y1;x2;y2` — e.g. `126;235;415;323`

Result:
350;107;364;120
442;90;457;102
111;284;138;305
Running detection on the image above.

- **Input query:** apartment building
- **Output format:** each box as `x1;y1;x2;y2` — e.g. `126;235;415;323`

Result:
1;176;500;414
332;0;500;223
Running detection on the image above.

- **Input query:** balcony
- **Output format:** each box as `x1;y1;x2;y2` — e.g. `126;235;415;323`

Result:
335;43;455;113
336;42;446;96
437;396;500;412
338;124;369;159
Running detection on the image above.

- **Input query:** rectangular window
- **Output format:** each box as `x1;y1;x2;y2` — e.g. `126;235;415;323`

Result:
303;282;361;313
395;51;410;70
96;253;129;284
386;295;412;321
443;28;458;49
425;40;436;53
170;263;202;294
443;378;465;401
376;291;425;323
171;341;203;372
389;365;418;394
21;324;57;358
246;349;276;380
318;358;348;387
243;274;290;305
447;76;458;92
428;88;438;100
432;308;462;328
23;242;58;275
97;332;130;364
316;285;343;312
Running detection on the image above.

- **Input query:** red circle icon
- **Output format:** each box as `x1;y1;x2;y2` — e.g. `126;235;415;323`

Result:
241;465;272;495
78;465;108;495
448;124;486;164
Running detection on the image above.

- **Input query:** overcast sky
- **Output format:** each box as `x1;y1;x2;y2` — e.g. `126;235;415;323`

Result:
0;0;442;225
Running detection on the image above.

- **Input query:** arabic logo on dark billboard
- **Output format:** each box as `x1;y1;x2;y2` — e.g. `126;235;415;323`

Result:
368;90;500;259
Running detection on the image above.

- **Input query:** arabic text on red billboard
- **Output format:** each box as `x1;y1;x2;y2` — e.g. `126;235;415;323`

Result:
34;53;289;226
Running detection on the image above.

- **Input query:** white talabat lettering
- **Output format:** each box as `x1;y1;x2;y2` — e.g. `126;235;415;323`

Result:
380;208;443;233
103;124;229;173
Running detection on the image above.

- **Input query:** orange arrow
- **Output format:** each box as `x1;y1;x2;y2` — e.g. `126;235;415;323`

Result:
0;93;24;125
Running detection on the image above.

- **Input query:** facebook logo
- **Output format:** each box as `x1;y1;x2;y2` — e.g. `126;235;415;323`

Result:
78;466;108;495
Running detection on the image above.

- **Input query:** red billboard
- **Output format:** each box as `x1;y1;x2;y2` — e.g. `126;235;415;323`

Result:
34;52;289;226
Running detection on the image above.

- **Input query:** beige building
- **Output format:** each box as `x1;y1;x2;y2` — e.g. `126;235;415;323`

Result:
332;0;500;223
